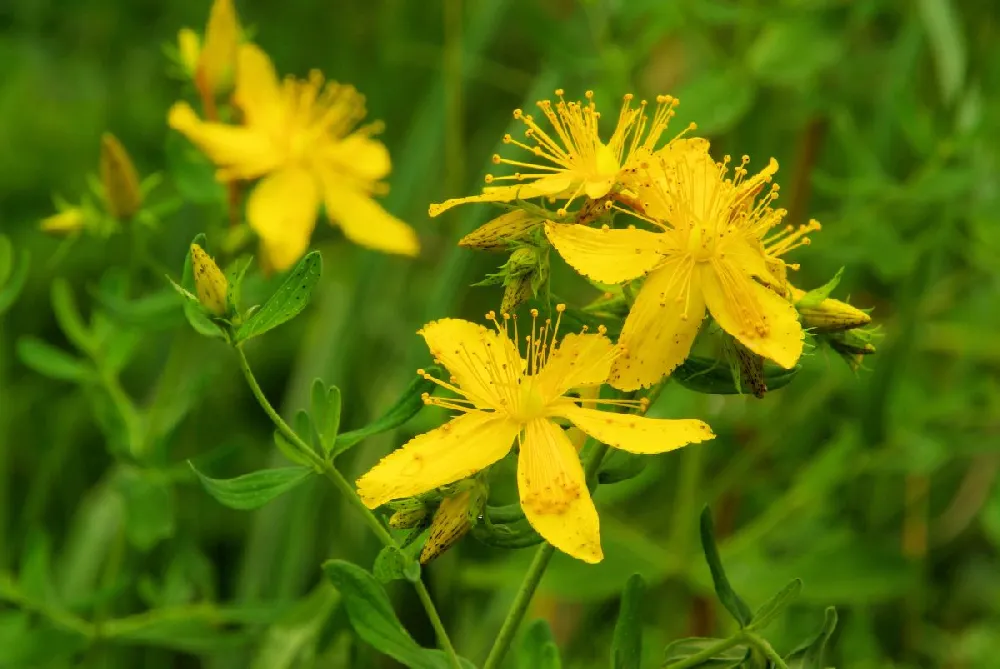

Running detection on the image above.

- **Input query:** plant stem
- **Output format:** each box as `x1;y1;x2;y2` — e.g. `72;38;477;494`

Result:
234;345;461;669
743;630;789;669
482;441;610;669
662;634;744;669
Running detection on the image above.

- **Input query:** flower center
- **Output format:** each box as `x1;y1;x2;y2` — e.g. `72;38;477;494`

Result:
687;225;715;262
512;379;548;423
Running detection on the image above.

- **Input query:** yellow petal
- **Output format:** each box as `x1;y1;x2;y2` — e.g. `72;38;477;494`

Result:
246;167;319;271
701;261;803;369
197;0;239;94
168;102;280;179
535;332;615;400
234;44;284;134
356;413;519;508
610;259;705;390
458;210;541;251
428;176;571;218
100;133;142;219
321;179;419;256
725;236;781;290
544;222;666;284
322;134;391;182
517;419;602;563
554;405;714;454
639;141;719;228
419;318;521;410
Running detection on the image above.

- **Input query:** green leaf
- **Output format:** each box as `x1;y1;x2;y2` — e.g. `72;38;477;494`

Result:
0;613;90;667
115;468;175;551
17;337;95;382
273;431;316;469
310;379;342;458
333;366;443;456
917;0;966;105
250;584;340;669
786;607;838;669
235;251;322;342
293;409;317;452
674;356;799;396
190;464;313;511
518;619;561;669
747;20;842;87
51;278;95;354
322;560;472;669
92;287;183;329
794;268;844;309
373;546;421;584
0;238;29;315
661;638;748;668
700;507;753;627
611;573;645;669
748;579;802;632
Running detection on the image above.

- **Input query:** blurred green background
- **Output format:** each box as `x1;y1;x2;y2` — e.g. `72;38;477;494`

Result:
2;0;999;667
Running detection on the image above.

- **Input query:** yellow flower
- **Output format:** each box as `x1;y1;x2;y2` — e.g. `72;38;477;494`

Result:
356;307;715;563
177;28;201;78
40;208;86;235
100;133;143;220
190;244;229;316
168;44;419;271
546;142;814;390
429;90;686;219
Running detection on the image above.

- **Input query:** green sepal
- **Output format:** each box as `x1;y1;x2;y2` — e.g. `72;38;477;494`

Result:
373;546;421;584
795;267;843;308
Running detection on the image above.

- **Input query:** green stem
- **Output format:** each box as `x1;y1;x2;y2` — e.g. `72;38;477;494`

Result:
482;543;555;669
482;441;610;669
662;634;745;669
234;345;461;669
0;572;95;639
743;631;789;669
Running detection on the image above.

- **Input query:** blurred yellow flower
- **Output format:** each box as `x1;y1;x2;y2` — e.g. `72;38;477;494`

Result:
356;307;714;563
100;133;142;220
40;208;86;235
429;90;685;219
168;44;419;270
180;0;239;100
546;142;812;390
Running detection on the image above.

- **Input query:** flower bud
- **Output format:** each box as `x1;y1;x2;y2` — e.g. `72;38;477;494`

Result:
388;499;429;529
792;286;871;333
196;0;239;97
40;207;86;236
177;28;201;78
190;244;229;317
100;133;142;220
419;486;486;564
458;209;542;251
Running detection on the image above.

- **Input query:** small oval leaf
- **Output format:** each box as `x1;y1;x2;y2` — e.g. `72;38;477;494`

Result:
190;463;313;511
236;251;322;342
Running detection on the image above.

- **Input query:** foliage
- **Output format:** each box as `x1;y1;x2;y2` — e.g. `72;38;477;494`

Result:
2;1;998;668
